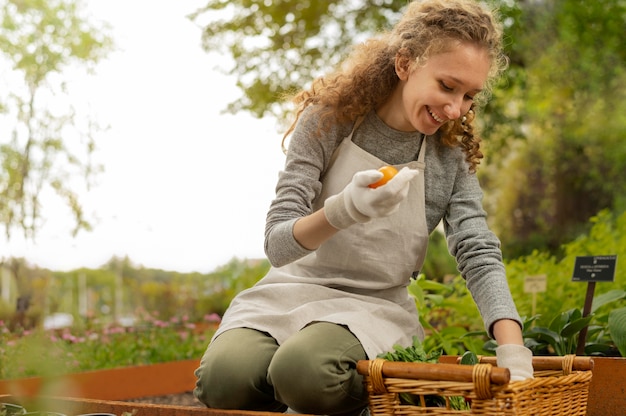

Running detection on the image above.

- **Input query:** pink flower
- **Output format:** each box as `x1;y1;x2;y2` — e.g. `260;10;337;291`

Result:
204;313;221;323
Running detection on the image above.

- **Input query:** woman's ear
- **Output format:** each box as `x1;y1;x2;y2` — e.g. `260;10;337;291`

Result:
395;53;412;81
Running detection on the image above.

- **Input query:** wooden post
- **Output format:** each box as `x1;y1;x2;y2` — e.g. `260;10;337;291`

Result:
576;281;596;356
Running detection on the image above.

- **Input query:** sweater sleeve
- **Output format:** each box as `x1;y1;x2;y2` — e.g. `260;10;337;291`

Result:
443;159;522;338
263;109;347;267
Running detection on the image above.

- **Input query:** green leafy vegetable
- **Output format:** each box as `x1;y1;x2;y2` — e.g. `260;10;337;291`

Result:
377;336;472;410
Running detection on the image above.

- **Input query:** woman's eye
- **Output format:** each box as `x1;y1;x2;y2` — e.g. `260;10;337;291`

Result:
440;81;453;91
440;80;475;101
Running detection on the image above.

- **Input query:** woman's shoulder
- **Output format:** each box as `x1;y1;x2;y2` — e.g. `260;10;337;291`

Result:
297;105;354;140
288;105;355;156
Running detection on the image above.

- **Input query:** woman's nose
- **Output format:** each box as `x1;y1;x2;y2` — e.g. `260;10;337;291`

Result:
443;101;462;120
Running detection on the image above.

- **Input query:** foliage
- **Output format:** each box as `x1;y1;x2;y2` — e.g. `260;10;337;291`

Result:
480;0;626;257
192;257;270;316
0;0;113;241
412;210;624;358
609;307;626;357
378;335;441;364
408;274;486;356
189;0;407;119
523;305;615;357
504;210;625;326
422;230;458;281
473;291;626;358
429;290;624;359
378;336;472;410
0;256;268;334
0;309;218;380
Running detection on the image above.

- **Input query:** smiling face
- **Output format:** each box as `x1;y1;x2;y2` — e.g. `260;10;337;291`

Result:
377;41;491;134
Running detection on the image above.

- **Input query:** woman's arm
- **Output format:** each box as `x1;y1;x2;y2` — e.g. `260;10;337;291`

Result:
493;319;534;381
492;319;524;345
264;108;349;267
292;208;339;250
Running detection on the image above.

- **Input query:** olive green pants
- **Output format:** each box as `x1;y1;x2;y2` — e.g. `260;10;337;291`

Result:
193;322;368;415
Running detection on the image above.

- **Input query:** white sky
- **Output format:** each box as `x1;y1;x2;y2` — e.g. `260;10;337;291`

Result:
3;0;287;273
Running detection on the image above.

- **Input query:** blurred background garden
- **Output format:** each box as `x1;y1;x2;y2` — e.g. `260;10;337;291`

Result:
1;0;625;380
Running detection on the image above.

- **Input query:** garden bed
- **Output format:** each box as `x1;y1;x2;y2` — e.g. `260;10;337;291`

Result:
0;359;200;401
125;391;202;407
0;395;284;416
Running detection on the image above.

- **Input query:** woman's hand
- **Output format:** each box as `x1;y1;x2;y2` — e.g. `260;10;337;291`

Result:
324;167;418;229
496;344;534;381
493;319;534;381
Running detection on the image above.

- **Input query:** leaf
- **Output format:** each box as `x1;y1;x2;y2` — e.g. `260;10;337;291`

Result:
592;290;626;313
524;338;547;353
569;308;582;321
437;326;468;339
407;281;425;305
549;310;571;333
483;339;498;353
608;307;626;357
561;315;594;338
584;343;614;355
426;294;444;306
461;330;488;338
418;279;452;292
378;336;442;364
527;327;562;349
521;315;541;332
460;350;479;365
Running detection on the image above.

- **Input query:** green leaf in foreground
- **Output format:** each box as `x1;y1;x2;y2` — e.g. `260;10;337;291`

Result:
460;350;479;365
608;307;626;357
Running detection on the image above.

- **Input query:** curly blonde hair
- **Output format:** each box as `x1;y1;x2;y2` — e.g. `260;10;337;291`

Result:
283;0;508;172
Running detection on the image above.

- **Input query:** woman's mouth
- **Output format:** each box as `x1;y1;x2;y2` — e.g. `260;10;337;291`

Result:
427;107;445;123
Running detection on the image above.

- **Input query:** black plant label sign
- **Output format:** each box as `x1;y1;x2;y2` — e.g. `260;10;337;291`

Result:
571;255;617;282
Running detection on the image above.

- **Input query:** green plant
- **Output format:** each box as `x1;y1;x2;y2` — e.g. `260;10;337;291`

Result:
524;309;596;356
609;307;626;356
378;335;442;364
462;288;626;357
0;311;218;380
378;336;473;410
408;274;485;356
504;210;625;330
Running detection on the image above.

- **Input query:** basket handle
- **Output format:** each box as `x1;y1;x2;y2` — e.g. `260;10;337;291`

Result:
356;358;511;387
474;354;594;373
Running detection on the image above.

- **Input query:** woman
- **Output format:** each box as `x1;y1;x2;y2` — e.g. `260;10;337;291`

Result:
194;0;533;414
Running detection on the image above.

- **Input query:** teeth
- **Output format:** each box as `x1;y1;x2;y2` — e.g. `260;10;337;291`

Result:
428;108;444;123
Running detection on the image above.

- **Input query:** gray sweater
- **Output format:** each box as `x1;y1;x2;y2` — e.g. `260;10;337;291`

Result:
264;108;521;335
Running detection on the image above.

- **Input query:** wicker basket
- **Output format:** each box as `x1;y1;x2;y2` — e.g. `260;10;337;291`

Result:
356;355;594;416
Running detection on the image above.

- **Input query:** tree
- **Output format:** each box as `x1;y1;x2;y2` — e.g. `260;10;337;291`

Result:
189;0;408;119
480;0;626;257
0;0;113;241
192;0;626;258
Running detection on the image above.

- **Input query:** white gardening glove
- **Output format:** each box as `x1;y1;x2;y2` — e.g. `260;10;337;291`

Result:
496;344;534;382
324;167;418;229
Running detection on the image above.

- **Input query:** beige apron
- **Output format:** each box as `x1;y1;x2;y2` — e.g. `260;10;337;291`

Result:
214;124;429;359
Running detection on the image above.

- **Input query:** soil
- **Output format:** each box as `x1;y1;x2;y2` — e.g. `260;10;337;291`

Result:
125;391;204;407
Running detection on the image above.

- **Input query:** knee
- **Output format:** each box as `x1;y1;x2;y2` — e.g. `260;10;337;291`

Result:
194;346;243;408
269;343;325;394
193;330;282;411
268;341;367;415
